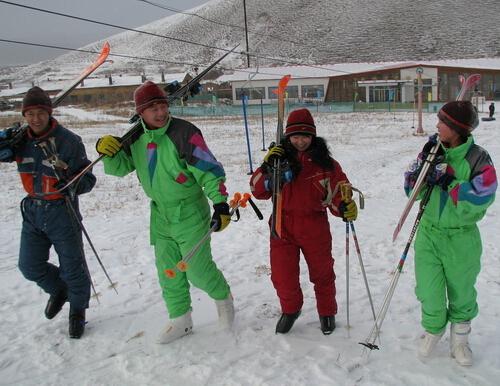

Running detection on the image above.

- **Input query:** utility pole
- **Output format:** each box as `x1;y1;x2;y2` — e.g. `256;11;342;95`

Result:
414;67;425;136
243;0;250;67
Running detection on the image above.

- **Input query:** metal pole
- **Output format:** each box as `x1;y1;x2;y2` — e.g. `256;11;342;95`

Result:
242;95;253;174
260;98;266;151
243;0;251;68
415;67;425;135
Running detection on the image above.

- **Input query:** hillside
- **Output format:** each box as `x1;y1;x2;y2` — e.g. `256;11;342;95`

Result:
2;0;499;83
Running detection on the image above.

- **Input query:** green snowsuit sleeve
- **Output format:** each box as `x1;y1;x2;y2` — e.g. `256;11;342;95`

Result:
102;146;136;177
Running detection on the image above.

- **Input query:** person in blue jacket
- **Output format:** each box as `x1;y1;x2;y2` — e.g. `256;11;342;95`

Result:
0;87;96;339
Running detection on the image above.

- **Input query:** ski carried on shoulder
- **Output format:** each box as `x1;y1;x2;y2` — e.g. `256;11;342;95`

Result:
56;44;240;194
270;74;291;238
391;73;481;242
52;42;111;106
3;42;111;151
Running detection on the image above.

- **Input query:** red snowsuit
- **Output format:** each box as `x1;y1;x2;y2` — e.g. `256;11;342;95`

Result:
250;151;348;316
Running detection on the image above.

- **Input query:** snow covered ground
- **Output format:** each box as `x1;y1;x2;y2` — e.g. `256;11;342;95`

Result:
0;107;499;386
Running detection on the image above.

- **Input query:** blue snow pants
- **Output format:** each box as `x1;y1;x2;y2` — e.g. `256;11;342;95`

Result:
18;197;91;310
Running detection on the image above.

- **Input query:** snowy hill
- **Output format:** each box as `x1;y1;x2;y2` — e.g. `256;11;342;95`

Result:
0;107;499;385
3;0;499;83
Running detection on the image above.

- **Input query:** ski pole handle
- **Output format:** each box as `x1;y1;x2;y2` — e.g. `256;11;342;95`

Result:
340;182;353;203
247;197;263;220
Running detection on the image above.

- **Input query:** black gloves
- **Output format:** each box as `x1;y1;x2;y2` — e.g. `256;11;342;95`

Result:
421;133;444;161
210;203;231;232
426;163;456;191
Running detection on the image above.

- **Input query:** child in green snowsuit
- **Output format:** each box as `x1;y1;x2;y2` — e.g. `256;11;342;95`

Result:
404;101;497;366
96;81;234;343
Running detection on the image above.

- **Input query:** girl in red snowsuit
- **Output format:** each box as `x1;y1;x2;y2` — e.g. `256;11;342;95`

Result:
250;108;357;335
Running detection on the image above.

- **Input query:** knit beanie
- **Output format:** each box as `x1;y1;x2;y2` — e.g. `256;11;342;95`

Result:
134;81;168;114
285;108;316;136
437;101;479;138
22;86;53;116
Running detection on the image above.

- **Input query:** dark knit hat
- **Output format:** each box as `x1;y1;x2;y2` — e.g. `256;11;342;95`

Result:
134;81;168;114
437;101;479;138
22;86;52;116
285;108;316;136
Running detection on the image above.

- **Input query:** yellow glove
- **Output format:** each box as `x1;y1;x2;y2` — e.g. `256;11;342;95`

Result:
339;200;358;222
264;145;285;165
96;135;121;157
210;203;231;232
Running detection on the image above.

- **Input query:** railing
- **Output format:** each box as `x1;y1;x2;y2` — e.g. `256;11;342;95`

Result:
168;101;446;117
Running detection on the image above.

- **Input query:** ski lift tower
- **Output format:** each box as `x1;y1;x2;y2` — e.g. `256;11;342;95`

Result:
414;67;426;136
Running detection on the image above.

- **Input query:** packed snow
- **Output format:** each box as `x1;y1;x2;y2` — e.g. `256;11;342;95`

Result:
0;106;499;385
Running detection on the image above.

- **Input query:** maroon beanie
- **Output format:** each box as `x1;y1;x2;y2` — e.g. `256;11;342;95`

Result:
134;81;168;114
22;86;53;116
285;108;316;136
438;101;478;138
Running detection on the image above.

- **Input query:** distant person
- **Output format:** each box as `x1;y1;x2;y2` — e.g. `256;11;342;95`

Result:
250;108;357;335
489;102;495;118
405;101;497;366
0;87;96;339
96;81;234;344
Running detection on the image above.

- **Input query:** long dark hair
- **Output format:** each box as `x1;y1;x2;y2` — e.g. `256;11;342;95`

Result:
283;135;334;176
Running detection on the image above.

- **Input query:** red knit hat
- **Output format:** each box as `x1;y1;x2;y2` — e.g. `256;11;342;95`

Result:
22;86;53;116
438;101;478;138
285;108;316;136
134;81;168;114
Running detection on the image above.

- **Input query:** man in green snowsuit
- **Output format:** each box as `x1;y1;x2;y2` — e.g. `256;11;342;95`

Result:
96;81;234;343
404;101;497;366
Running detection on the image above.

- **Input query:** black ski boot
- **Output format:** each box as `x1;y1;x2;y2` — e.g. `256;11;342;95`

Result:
320;315;336;335
275;311;301;334
44;290;67;319
69;308;86;339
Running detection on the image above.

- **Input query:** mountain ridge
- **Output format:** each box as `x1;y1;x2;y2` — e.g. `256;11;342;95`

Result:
2;0;499;83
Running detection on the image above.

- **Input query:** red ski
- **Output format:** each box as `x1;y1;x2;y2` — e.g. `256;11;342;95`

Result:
52;42;111;106
270;74;291;238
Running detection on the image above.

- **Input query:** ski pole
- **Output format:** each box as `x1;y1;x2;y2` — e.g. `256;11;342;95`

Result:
346;187;376;323
360;185;433;351
340;183;376;332
164;192;251;278
37;142;117;294
349;221;376;323
340;183;352;331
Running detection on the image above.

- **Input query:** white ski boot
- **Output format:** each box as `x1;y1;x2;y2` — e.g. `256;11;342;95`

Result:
157;311;193;344
215;294;234;329
418;330;445;359
450;321;473;366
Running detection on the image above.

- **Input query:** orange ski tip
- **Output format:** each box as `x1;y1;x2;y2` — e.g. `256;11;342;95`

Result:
177;261;188;272
102;41;110;53
242;192;251;200
164;269;176;278
279;74;291;88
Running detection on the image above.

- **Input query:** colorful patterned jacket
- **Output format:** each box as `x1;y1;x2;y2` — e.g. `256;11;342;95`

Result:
6;118;95;200
102;116;228;212
406;135;497;228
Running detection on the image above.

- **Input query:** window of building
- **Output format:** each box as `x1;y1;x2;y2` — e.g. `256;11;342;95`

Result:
268;85;299;99
369;86;400;102
301;85;325;99
236;87;265;100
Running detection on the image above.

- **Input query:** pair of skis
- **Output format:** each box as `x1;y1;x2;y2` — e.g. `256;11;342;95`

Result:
361;73;481;352
270;75;291;238
391;73;481;242
55;44;239;194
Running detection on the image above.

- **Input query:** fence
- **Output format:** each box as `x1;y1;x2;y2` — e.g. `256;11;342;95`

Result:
169;101;446;117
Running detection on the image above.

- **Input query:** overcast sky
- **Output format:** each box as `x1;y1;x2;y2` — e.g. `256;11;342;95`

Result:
0;0;210;67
